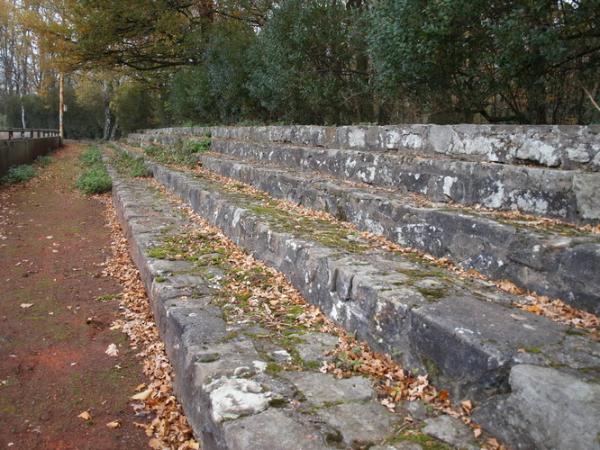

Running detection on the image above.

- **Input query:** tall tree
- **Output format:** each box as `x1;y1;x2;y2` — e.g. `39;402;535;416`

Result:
369;0;600;124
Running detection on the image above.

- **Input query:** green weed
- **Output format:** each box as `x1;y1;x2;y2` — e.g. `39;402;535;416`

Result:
2;164;36;184
76;165;112;194
113;149;151;177
79;146;103;166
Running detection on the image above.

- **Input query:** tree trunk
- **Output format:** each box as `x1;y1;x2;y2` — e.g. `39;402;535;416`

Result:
58;73;64;141
110;118;119;140
102;80;116;140
103;102;112;140
19;96;26;129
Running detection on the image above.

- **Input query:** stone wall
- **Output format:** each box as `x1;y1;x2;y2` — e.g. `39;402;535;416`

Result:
140;124;600;171
0;137;61;176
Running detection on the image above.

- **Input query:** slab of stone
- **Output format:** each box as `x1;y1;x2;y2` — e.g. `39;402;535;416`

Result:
403;400;429;421
316;401;401;447
422;416;477;450
474;364;600;450
223;409;334;450
296;332;339;363
133;124;600;173
283;371;373;405
204;376;271;423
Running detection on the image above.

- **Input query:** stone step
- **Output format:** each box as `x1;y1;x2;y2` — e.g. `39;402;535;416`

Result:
195;152;600;315
117;148;600;449
208;138;600;225
127;128;600;224
134;124;600;172
108;159;518;450
108;165;451;450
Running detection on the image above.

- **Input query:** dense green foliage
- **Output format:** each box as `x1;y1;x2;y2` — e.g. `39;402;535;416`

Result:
163;0;600;125
76;146;112;194
246;0;371;124
4;0;599;132
369;0;600;124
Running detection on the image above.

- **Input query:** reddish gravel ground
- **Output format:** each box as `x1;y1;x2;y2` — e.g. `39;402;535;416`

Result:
0;143;147;449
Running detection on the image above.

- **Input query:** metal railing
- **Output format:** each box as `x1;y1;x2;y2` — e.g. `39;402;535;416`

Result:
0;128;60;140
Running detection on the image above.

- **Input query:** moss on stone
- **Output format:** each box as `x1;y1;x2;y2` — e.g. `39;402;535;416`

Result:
389;430;453;450
265;362;283;374
416;287;448;302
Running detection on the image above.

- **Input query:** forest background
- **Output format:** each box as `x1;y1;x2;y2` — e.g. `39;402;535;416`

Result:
1;0;599;139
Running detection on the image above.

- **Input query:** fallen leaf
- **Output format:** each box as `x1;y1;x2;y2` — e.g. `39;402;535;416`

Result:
148;438;162;449
19;303;34;308
461;399;473;414
105;343;119;357
131;388;153;401
496;279;522;294
78;411;92;421
106;420;121;429
474;427;483;438
522;304;542;314
438;390;450;402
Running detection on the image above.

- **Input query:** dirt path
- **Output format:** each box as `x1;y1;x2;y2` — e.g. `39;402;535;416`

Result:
0;143;147;449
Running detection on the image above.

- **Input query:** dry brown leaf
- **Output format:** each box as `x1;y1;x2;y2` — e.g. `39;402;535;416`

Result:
106;420;121;429
148;438;162;449
131;388;153;401
461;399;474;415
77;411;92;421
438;390;450;402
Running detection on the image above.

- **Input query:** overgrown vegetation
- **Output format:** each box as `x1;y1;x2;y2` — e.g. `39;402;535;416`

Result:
113;149;152;178
76;146;112;194
79;146;103;166
1;164;37;185
143;136;211;167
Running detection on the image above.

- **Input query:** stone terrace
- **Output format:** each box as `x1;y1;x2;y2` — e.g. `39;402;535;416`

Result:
129;125;600;314
120;125;600;450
